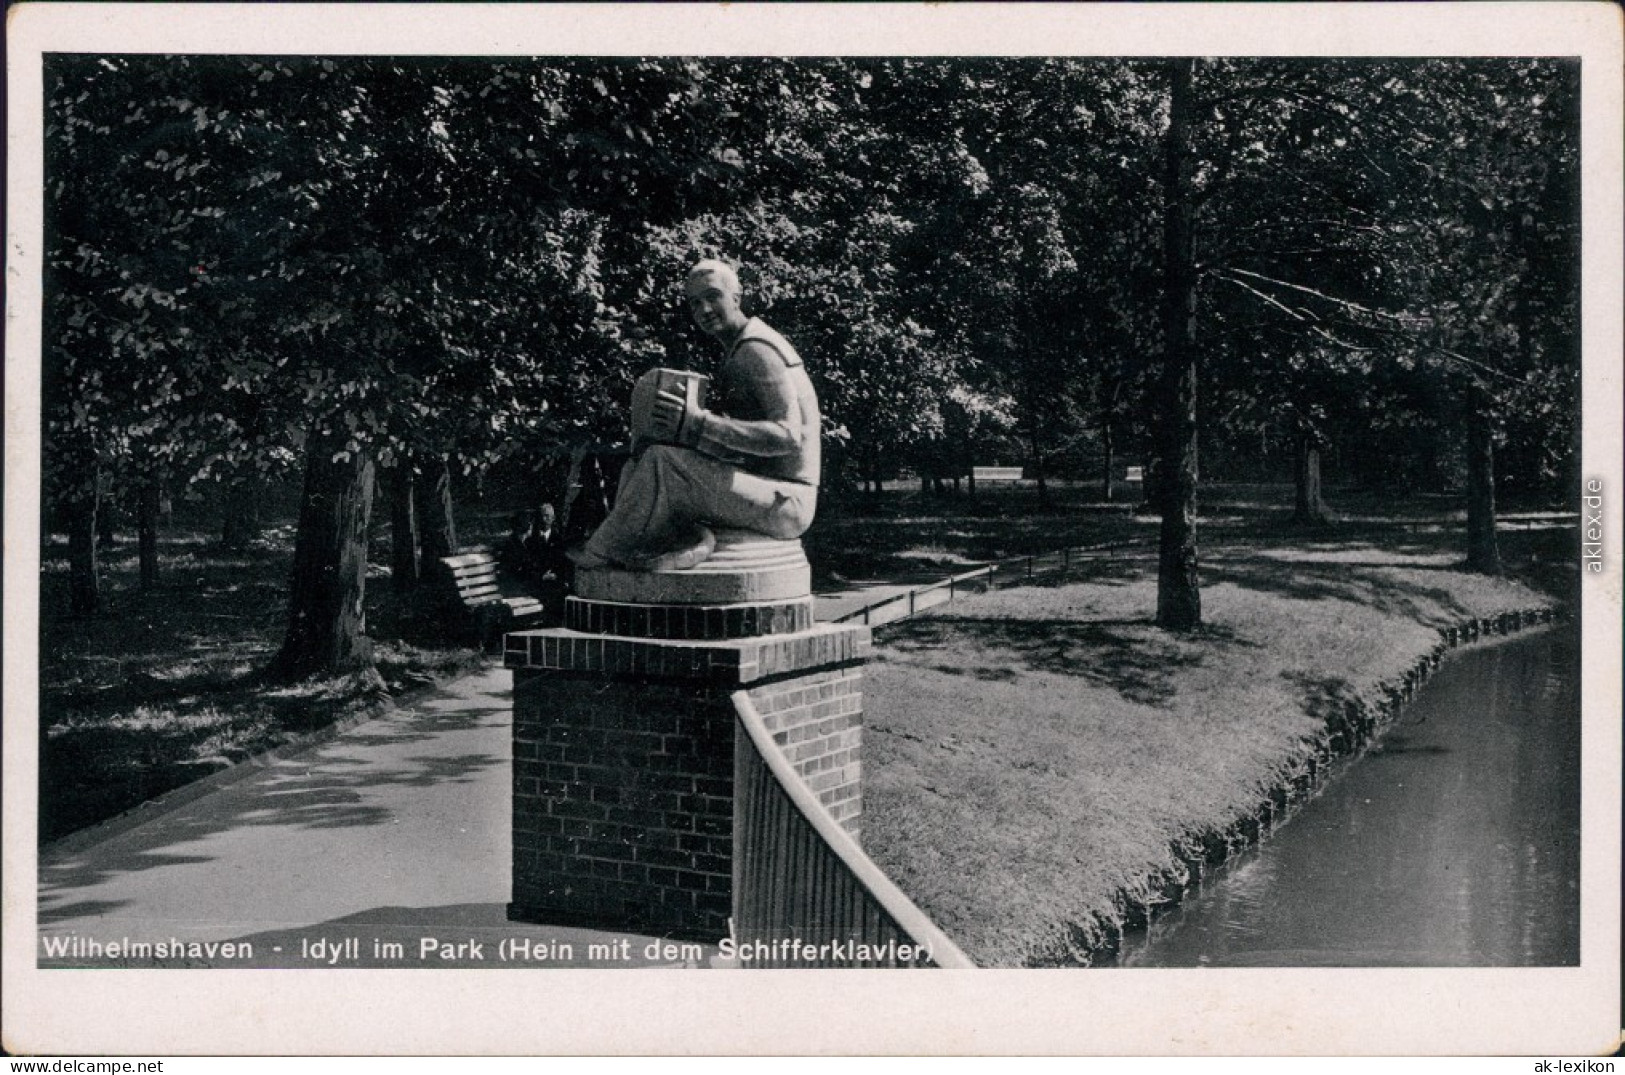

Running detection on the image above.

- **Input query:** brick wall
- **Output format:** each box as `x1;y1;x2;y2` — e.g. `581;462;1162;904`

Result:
510;669;735;941
506;620;870;941
745;667;865;838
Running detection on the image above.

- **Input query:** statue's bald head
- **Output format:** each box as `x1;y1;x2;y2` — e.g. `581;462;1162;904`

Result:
686;259;742;299
684;258;749;339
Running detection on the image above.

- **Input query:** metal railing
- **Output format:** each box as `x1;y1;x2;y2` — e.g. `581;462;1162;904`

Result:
730;690;975;969
830;540;1138;629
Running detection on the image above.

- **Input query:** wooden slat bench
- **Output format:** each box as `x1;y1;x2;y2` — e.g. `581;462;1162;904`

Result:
434;545;549;647
972;466;1024;483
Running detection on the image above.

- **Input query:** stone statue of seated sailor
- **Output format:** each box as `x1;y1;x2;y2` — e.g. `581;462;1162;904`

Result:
569;259;820;582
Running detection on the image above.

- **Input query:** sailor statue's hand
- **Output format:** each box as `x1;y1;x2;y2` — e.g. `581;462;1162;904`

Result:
648;387;685;440
652;387;705;447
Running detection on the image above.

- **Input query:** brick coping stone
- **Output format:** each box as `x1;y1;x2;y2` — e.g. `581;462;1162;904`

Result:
504;622;870;686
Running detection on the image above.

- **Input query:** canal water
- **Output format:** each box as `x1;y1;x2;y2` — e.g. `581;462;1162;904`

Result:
1117;625;1580;968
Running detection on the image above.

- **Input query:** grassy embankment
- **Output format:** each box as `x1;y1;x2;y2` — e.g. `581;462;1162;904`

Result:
849;485;1575;967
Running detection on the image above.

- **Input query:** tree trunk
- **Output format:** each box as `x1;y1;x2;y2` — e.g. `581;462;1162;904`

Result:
138;480;160;590
220;477;263;550
272;436;377;679
1293;433;1331;526
559;445;589;537
1101;420;1116;503
388;463;420;594
66;476;102;616
96;487;116;550
1140;455;1160;513
1027;426;1050;508
419;456;458;564
1465;380;1503;574
564;454;614;545
1155;58;1202;632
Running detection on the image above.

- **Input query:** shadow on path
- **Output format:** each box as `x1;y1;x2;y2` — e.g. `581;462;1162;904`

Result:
39;675;513;905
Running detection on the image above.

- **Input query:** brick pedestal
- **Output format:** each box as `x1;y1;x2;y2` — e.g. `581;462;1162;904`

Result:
505;592;870;941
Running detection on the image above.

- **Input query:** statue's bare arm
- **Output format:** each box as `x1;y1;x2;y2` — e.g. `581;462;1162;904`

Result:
657;342;802;461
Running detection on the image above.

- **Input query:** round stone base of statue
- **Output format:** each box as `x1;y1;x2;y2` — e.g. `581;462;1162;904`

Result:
565;594;815;640
572;528;812;606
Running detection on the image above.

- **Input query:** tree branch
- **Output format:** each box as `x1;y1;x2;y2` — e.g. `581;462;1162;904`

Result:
1226;266;1404;321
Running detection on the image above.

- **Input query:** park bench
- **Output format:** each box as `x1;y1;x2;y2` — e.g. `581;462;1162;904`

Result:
972;466;1024;483
433;546;549;648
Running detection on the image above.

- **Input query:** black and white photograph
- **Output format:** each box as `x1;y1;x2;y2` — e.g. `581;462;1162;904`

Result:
4;1;1621;1058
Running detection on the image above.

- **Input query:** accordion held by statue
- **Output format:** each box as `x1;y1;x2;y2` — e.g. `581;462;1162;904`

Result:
629;367;709;445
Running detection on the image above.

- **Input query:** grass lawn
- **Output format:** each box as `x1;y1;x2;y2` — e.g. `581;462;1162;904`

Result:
856;489;1575;967
803;481;1155;586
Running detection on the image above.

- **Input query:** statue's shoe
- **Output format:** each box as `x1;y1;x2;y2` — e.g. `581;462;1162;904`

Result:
624;526;716;573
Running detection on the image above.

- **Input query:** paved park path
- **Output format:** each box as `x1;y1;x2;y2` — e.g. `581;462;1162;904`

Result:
36;663;711;969
811;576;946;623
34;587;917;969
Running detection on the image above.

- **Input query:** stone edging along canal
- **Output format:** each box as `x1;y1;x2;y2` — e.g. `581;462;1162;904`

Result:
1026;604;1565;968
